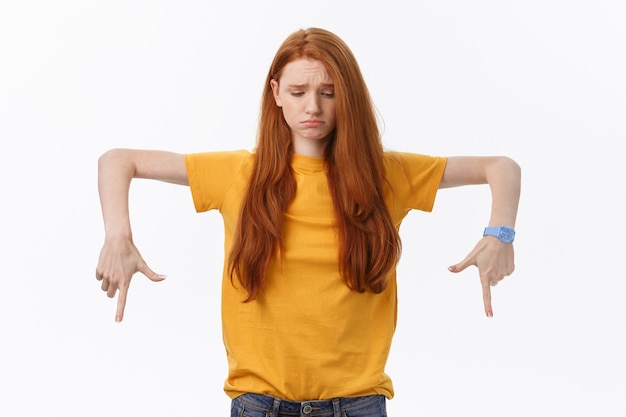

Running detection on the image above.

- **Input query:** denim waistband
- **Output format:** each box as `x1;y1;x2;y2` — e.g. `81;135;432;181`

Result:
234;392;385;416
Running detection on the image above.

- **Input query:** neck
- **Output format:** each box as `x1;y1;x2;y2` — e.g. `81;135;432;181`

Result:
292;137;330;158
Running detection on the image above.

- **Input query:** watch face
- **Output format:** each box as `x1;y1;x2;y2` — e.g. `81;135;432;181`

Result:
498;227;515;243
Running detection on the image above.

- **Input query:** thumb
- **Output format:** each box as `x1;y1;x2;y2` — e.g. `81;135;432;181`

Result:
448;258;471;273
138;263;167;282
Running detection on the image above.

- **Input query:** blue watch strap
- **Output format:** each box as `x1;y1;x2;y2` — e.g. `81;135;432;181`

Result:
483;226;515;243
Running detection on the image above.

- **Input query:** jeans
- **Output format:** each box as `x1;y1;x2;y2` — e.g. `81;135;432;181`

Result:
230;393;387;417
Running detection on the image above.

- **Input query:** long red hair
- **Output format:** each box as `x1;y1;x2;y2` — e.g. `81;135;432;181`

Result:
228;28;401;301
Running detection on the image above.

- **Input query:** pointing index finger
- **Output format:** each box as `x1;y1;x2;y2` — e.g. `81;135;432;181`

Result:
482;280;493;317
116;284;129;322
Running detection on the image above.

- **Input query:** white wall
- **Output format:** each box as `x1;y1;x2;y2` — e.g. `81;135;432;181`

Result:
1;1;624;416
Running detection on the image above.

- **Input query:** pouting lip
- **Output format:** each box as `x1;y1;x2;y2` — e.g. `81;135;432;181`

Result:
302;119;324;126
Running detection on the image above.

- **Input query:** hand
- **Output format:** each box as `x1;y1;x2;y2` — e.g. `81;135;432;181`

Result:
447;237;515;317
95;237;165;322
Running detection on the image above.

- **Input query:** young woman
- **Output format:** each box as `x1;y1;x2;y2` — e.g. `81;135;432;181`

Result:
96;27;520;417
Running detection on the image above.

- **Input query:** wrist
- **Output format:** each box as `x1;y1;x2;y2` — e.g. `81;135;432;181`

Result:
104;229;133;242
483;226;515;243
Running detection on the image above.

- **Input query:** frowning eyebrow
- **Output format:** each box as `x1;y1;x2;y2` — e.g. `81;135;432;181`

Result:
287;83;335;89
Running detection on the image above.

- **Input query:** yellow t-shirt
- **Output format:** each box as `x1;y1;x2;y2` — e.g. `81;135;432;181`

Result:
184;150;447;401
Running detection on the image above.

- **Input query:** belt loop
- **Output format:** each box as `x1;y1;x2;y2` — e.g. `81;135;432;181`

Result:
332;398;341;417
272;396;281;417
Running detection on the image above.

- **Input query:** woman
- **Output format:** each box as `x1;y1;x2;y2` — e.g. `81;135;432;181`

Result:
96;27;520;417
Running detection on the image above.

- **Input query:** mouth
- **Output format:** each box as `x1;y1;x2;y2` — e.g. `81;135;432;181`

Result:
303;119;323;127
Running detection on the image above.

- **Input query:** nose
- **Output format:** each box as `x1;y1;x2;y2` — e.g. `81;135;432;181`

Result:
305;94;321;115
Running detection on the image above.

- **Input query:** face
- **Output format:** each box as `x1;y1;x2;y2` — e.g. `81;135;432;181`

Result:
270;58;337;157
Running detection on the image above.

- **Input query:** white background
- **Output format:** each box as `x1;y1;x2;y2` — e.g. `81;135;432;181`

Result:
1;1;625;416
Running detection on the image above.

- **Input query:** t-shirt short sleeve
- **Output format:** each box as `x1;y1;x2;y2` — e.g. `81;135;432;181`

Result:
384;152;448;213
184;150;252;212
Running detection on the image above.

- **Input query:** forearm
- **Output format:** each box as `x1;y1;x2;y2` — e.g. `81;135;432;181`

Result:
486;157;521;228
98;149;136;240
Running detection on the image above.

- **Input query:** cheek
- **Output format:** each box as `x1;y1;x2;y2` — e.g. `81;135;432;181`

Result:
280;105;297;127
326;104;337;124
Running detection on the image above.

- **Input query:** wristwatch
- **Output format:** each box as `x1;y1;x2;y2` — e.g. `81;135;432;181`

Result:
483;226;515;243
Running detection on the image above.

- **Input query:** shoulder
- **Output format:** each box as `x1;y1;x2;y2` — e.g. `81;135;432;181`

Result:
185;149;253;162
185;149;254;171
383;151;447;174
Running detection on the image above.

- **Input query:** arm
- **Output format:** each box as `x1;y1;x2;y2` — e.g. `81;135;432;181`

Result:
440;156;521;317
96;149;188;322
